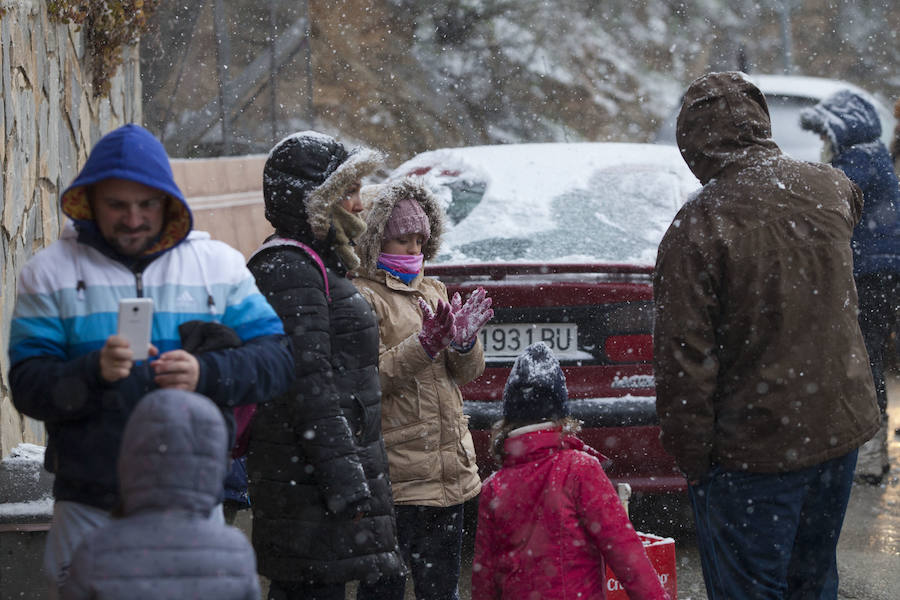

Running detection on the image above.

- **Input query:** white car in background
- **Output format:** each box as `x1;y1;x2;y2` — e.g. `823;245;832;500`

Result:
654;73;897;162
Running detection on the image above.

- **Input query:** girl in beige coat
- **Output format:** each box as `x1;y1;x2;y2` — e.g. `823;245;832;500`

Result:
353;179;493;600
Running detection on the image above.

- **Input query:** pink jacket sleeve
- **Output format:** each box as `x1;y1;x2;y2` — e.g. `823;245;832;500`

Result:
576;461;670;600
471;484;500;600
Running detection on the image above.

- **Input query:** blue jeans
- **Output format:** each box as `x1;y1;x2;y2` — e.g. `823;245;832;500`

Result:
689;450;857;600
357;504;464;600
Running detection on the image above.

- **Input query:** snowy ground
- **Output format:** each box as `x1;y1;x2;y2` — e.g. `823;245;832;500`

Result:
833;374;900;600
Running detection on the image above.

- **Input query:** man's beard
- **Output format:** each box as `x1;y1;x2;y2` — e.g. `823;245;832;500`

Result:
110;225;155;257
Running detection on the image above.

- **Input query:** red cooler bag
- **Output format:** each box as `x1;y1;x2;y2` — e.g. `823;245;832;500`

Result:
605;532;677;599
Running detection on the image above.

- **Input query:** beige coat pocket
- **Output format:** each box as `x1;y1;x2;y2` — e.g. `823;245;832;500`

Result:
380;379;423;428
382;419;441;483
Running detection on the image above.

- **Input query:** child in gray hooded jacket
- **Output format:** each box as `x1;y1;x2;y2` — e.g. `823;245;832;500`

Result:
61;389;260;600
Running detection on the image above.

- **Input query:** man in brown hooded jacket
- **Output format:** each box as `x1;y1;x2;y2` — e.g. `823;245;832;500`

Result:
653;72;880;599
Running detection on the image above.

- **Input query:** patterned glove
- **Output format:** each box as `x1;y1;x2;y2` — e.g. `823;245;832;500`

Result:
418;298;457;358
450;286;494;351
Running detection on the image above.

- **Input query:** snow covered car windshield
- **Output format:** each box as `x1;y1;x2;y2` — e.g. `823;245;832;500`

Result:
390;143;699;266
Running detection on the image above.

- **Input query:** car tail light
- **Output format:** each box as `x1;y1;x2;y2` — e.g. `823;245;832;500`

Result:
605;334;653;363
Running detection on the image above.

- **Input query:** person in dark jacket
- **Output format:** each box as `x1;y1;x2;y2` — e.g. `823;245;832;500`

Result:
247;131;404;599
61;389;260;600
800;88;900;483
654;72;880;600
7;124;294;596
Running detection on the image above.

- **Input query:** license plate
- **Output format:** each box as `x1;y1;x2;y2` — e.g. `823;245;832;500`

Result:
479;323;579;359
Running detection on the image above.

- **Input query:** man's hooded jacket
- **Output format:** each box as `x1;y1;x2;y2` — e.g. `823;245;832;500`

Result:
8;124;294;510
61;390;260;600
653;72;879;481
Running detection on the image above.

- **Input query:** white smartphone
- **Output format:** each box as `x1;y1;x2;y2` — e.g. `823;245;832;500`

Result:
117;298;154;361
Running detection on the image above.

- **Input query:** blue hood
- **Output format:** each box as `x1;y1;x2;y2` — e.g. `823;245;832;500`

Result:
61;124;193;257
800;89;882;153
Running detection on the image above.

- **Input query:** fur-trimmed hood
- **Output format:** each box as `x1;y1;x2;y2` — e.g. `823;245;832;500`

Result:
263;131;384;247
355;178;445;276
800;89;882;153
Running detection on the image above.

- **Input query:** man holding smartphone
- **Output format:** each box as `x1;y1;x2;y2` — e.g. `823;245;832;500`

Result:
7;124;295;596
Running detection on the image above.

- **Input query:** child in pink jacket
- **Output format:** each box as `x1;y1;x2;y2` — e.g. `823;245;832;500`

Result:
472;342;670;600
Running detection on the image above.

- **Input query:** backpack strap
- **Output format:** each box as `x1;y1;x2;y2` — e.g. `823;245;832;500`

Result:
250;237;331;302
234;237;330;460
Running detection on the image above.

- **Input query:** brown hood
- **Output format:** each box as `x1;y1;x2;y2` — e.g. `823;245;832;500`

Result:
356;178;445;275
676;71;780;184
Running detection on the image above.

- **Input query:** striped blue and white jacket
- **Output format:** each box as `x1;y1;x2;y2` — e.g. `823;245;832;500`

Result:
8;222;294;510
10;123;293;510
10;224;285;364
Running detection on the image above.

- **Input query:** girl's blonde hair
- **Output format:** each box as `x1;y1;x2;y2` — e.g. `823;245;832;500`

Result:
490;417;582;464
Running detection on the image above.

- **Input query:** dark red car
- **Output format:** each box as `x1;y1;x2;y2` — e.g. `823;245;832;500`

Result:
389;142;700;496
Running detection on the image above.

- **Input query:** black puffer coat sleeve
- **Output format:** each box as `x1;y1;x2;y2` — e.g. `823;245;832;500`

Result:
194;334;294;409
249;248;370;514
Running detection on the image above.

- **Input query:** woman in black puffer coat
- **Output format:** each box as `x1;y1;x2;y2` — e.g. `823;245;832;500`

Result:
247;131;403;599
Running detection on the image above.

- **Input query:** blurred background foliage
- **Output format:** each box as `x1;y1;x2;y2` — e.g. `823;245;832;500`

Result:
139;0;900;164
50;0;160;96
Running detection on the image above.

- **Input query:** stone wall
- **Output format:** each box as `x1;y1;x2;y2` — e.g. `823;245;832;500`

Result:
0;0;142;458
